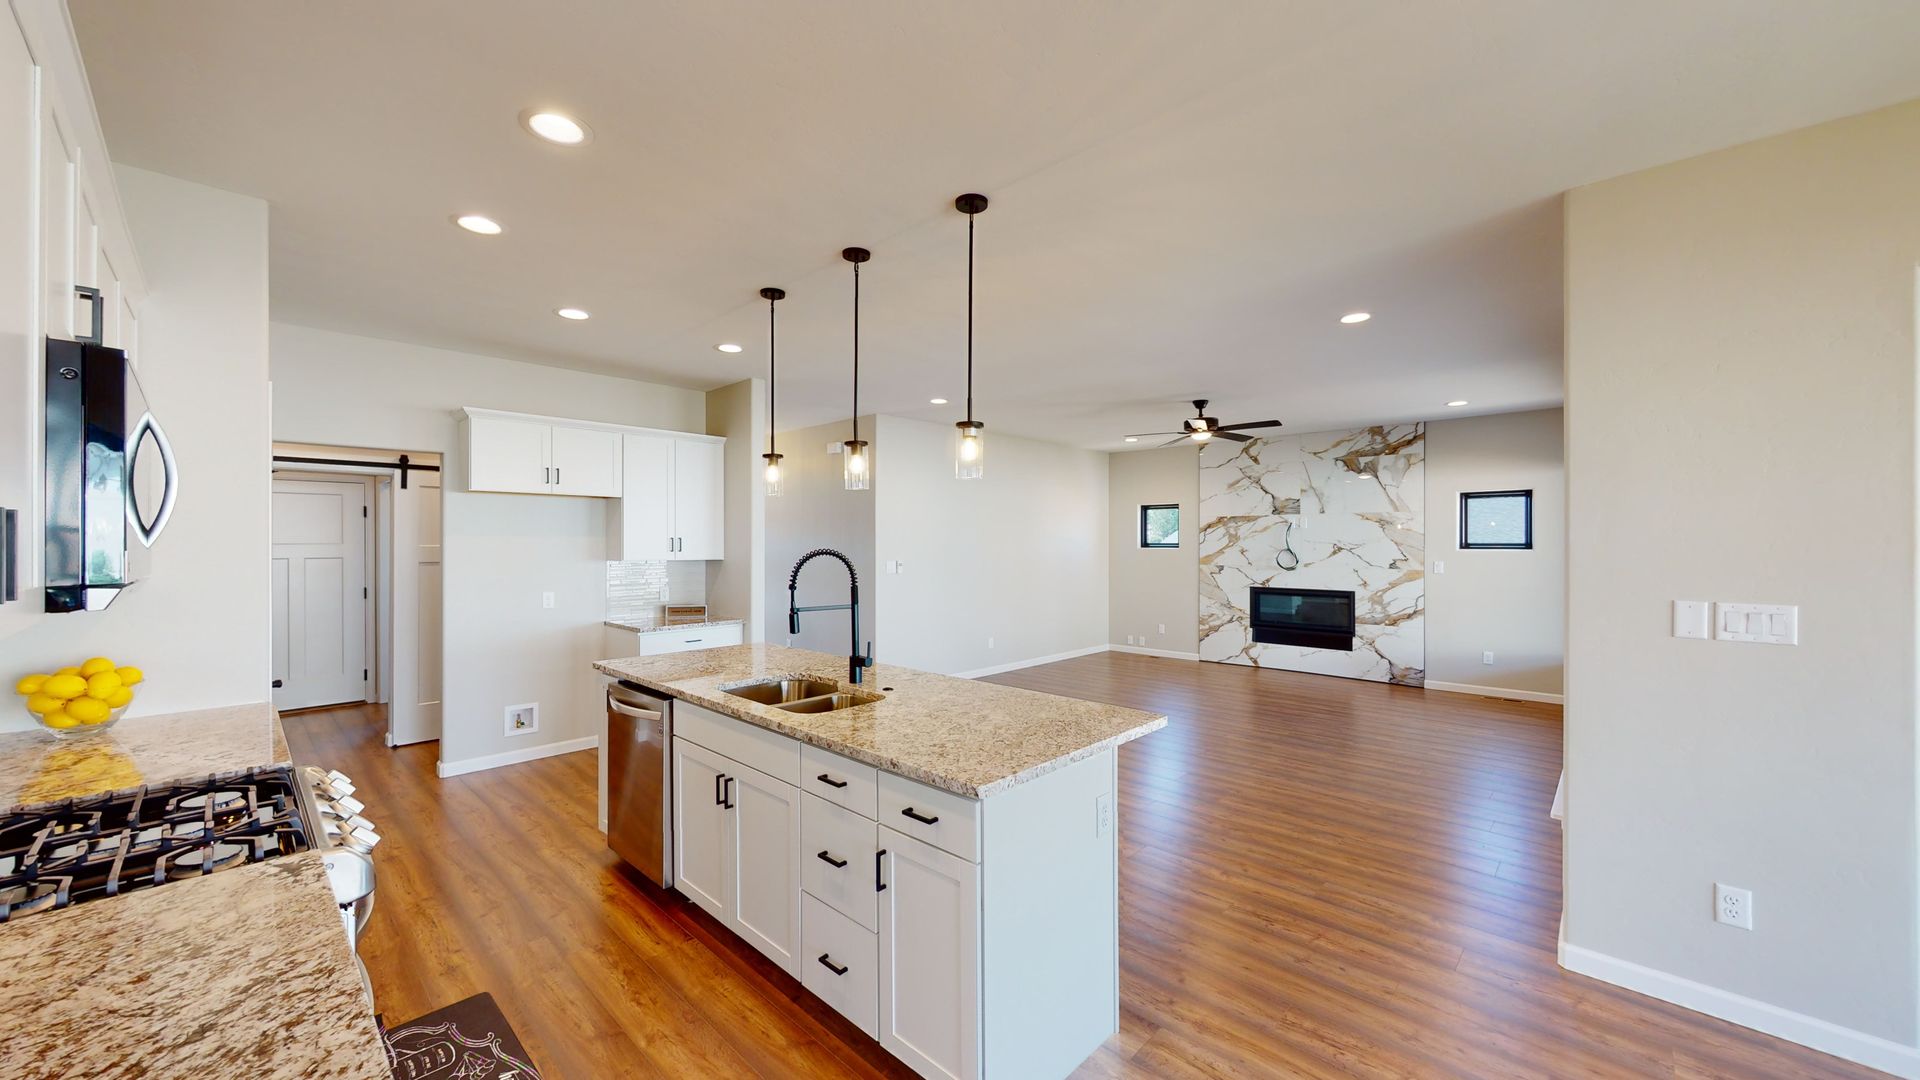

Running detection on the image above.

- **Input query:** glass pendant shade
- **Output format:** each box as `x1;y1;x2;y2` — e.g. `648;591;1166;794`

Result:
844;441;870;491
762;452;783;497
955;421;985;480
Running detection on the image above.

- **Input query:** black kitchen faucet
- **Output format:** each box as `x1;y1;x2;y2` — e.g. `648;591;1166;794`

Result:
788;548;874;685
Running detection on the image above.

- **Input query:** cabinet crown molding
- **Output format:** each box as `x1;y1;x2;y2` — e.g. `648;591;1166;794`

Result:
457;406;725;444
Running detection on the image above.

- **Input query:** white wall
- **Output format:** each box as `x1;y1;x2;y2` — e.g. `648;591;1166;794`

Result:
270;322;705;769
1107;446;1198;656
764;418;878;654
705;378;766;640
1563;100;1919;1069
1425;408;1564;697
874;416;1108;676
0;167;270;726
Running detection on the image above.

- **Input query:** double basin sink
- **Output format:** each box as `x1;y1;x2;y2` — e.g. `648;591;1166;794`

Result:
722;678;881;714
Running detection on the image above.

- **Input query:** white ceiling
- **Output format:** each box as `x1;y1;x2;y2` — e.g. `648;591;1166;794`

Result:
70;1;1920;448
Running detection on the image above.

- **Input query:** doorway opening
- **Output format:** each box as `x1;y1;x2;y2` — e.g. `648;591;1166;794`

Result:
271;442;442;748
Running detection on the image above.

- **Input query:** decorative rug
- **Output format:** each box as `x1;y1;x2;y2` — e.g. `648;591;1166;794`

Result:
382;992;542;1079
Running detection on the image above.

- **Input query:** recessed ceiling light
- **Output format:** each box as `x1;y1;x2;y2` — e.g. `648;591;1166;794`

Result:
455;214;503;235
715;343;743;353
1124;436;1139;443
555;307;590;321
521;109;592;146
929;397;949;405
1340;311;1371;324
1446;399;1469;407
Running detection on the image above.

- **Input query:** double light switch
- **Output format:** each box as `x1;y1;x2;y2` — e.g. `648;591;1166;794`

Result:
1673;600;1797;645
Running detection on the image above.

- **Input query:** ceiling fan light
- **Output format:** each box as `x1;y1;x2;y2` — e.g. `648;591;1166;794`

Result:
1191;429;1212;442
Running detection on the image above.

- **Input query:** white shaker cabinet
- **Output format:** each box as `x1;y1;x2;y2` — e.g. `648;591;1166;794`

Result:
879;828;981;1080
669;733;801;976
548;424;621;497
610;432;727;561
671;736;733;924
463;409;622;497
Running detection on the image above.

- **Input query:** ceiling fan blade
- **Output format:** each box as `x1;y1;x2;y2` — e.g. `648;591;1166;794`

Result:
1215;431;1255;442
1125;431;1184;439
1215;420;1283;432
1158;436;1193;448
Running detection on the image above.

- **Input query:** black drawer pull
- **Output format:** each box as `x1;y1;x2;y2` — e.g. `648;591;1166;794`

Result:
817;954;848;976
900;807;940;825
722;777;735;810
816;850;848;868
816;773;849;789
714;773;725;806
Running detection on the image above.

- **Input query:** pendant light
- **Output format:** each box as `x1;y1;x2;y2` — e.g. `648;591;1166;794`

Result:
953;193;989;479
842;247;872;491
759;286;786;497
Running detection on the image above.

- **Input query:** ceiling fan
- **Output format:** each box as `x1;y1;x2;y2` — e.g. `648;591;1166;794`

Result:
1127;400;1282;447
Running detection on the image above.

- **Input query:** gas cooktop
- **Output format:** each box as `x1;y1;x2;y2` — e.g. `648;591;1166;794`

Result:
0;764;314;922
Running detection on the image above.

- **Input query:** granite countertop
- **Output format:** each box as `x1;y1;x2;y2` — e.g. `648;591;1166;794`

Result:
605;614;747;635
0;851;391;1080
0;701;289;810
596;644;1167;798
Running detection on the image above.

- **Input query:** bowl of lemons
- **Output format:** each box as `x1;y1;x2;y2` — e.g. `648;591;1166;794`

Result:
15;658;144;738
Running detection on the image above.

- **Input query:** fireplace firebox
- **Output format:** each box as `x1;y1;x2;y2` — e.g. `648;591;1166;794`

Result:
1249;586;1356;651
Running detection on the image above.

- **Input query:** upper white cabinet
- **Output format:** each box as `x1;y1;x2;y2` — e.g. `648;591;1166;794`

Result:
460;408;632;499
610;432;726;561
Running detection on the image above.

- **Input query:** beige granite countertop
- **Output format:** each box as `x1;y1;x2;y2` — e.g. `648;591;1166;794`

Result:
596;645;1167;798
0;851;390;1080
605;614;747;635
0;701;289;811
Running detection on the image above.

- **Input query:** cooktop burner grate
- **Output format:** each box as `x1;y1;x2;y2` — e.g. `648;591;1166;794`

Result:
0;765;313;921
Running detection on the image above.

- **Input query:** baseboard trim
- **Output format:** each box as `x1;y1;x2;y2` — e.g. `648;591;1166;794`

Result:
1425;679;1564;705
436;735;598;779
1108;644;1201;661
1558;941;1920;1078
953;644;1111;679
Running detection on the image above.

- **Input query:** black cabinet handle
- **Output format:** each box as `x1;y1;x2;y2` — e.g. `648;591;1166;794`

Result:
816;773;849;789
900;807;940;825
875;848;887;892
817;954;848;976
714;773;725;806
723;777;735;810
816;850;848;869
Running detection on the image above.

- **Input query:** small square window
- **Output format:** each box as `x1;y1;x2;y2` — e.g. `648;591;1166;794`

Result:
1460;490;1532;550
1140;504;1180;549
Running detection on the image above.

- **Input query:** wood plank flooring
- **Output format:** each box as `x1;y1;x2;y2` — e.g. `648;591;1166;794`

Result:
283;653;1878;1078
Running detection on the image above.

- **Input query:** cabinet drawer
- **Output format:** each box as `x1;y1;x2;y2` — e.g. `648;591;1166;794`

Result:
877;772;980;863
801;743;878;819
802;793;879;931
674;702;801;787
802;892;878;1038
637;624;743;656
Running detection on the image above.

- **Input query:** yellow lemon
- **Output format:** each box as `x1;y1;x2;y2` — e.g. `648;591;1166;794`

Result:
25;693;63;715
55;666;80;677
78;657;116;677
116;666;145;687
42;674;88;700
66;697;110;724
41;711;79;729
85;671;122;699
106;687;133;708
15;674;48;696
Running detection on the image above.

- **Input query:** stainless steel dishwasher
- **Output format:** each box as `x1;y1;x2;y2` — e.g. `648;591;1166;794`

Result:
606;680;673;887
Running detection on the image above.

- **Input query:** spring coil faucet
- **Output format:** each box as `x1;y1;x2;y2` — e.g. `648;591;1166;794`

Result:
787;548;874;684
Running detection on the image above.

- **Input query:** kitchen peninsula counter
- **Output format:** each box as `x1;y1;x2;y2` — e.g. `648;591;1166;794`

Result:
0;701;289;810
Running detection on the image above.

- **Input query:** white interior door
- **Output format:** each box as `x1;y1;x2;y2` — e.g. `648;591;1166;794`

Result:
272;479;368;710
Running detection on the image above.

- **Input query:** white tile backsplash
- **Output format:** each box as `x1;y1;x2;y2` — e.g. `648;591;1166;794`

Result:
607;560;707;621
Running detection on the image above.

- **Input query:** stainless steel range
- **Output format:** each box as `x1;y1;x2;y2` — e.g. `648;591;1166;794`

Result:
0;764;380;983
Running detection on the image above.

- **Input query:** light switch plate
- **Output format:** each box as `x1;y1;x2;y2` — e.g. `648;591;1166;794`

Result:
1433;560;1445;575
1673;600;1710;640
1714;602;1797;645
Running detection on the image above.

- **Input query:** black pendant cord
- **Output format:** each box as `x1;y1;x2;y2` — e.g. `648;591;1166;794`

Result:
965;209;974;424
852;259;860;445
768;292;777;455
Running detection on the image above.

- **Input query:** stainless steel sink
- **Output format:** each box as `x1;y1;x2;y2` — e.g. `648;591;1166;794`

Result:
776;692;878;714
723;678;841;705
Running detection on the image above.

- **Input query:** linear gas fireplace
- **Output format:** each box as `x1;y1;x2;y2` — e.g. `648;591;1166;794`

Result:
1249;586;1356;651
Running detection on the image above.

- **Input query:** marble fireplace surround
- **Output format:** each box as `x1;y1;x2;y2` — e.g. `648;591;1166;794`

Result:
1198;424;1425;684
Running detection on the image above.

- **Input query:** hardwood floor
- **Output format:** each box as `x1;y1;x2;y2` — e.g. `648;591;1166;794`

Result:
284;653;1877;1079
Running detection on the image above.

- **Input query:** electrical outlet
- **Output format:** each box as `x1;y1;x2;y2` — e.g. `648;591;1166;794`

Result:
541;591;555;609
1158;623;1166;635
1482;651;1495;665
505;703;539;737
1433;560;1445;574
1714;883;1753;930
987;636;995;649
1095;793;1113;837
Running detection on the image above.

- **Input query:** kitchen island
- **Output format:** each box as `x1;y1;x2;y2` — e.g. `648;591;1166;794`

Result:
595;644;1166;1080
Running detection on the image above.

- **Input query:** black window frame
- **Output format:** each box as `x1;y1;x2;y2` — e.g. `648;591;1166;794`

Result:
1139;503;1180;549
1459;489;1533;550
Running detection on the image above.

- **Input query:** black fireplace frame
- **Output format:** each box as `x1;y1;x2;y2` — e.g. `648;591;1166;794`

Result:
1249;585;1357;651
